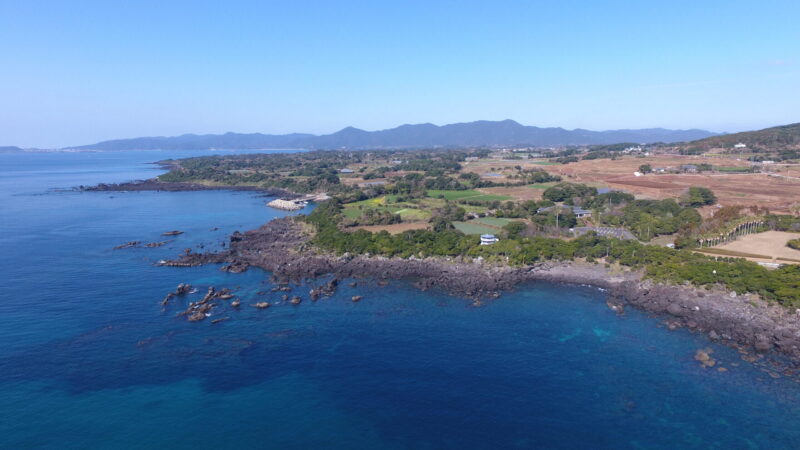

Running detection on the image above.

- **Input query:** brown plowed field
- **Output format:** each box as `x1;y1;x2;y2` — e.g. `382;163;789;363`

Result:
533;156;800;214
348;223;431;234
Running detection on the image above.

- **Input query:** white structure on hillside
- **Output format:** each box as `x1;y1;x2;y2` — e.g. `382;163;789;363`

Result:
734;143;747;149
480;234;499;245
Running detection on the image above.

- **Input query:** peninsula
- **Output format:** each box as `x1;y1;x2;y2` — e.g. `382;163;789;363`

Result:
97;126;800;365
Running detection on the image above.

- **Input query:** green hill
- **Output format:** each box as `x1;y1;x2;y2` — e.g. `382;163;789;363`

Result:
687;122;800;152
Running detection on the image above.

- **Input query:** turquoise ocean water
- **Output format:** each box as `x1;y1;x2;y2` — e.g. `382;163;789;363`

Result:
1;150;800;449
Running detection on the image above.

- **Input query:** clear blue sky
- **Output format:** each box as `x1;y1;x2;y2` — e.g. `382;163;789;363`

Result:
1;0;798;148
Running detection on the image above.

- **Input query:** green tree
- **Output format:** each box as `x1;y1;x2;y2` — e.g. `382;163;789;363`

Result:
683;187;717;207
503;221;527;239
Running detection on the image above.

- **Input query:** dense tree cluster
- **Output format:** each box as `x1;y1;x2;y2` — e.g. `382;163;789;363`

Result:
542;183;598;204
341;209;401;227
600;199;701;241
582;191;635;209
767;215;800;232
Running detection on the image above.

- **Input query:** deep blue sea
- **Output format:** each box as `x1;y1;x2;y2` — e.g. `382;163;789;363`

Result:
2;150;800;449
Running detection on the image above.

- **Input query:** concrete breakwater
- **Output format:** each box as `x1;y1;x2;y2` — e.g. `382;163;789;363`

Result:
267;199;306;211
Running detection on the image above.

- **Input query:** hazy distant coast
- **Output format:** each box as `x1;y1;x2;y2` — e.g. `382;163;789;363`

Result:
47;120;719;151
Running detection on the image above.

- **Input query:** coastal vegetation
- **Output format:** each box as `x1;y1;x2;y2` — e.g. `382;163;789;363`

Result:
305;200;800;307
155;147;800;307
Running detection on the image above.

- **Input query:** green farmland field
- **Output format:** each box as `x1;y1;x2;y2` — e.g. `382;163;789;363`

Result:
471;217;515;228
426;190;511;202
452;221;498;235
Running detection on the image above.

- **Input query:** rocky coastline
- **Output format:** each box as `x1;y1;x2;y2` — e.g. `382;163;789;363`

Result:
84;179;299;198
160;216;800;368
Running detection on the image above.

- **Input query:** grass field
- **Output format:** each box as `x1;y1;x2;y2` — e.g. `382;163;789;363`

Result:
342;207;363;219
347;197;387;207
471;217;515;228
343;195;431;221
426;189;512;202
427;189;484;200
453;221;498;235
717;166;751;173
393;208;431;221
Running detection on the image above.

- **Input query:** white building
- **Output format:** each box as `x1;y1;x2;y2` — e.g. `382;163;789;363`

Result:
480;234;499;245
734;143;747;149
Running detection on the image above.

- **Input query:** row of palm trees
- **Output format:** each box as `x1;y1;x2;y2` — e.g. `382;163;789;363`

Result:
697;219;765;248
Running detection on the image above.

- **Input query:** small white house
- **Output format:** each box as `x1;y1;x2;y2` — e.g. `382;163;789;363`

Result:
734;143;747;149
571;206;592;219
339;168;355;174
480;234;499;245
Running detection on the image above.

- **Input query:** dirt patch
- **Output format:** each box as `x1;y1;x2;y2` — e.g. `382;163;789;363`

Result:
348;222;431;234
712;231;800;262
533;156;800;213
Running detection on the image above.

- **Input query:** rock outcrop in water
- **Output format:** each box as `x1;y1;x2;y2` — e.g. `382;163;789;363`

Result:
114;240;171;249
158;217;800;366
114;241;140;249
161;283;193;307
144;240;170;247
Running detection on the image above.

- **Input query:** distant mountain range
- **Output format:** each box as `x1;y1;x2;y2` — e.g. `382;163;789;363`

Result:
0;146;24;153
64;120;718;151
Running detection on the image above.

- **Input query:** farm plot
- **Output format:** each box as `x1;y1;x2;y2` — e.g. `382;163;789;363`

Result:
342;196;431;221
453;221;499;235
471;217;515;228
426;189;512;202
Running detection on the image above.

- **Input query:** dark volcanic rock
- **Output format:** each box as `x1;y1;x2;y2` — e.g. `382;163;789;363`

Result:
160;216;800;366
144;240;170;247
667;303;684;316
114;241;140;250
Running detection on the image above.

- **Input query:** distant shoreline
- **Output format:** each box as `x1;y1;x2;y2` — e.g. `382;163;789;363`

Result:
83;178;301;198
